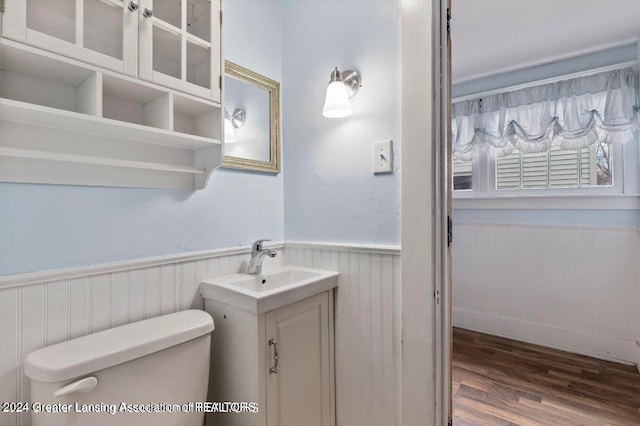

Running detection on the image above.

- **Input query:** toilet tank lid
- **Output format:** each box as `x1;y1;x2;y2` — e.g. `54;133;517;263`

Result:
24;310;214;383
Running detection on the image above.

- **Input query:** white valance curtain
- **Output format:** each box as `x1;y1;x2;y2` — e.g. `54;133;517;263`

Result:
452;67;638;159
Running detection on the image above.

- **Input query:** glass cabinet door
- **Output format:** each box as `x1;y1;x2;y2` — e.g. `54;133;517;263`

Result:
139;0;221;102
82;0;138;75
3;0;138;75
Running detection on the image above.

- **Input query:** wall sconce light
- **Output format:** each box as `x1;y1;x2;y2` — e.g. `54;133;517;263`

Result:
230;108;246;129
322;67;361;118
224;108;246;143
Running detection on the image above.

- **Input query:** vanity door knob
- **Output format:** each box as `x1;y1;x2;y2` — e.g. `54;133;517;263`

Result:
143;7;153;18
127;1;138;11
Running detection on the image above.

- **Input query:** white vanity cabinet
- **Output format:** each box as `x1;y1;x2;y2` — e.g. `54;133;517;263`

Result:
204;291;336;426
2;0;221;102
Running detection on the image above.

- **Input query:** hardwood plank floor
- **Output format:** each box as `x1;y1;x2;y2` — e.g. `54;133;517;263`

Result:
452;328;640;426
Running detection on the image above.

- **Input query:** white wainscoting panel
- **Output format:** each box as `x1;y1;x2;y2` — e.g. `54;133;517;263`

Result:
285;243;402;426
0;246;283;426
453;223;640;365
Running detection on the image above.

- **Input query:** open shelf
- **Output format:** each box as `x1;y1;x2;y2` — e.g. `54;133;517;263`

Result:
0;98;220;150
0;147;206;175
103;74;172;130
174;93;221;139
0;39;222;190
0;42;97;114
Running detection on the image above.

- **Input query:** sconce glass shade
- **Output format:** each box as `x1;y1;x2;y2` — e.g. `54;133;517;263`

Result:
323;67;360;118
224;116;237;143
323;80;352;118
230;108;246;129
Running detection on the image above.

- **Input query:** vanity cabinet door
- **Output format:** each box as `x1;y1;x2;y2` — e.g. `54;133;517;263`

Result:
2;0;138;76
265;291;334;426
138;0;221;102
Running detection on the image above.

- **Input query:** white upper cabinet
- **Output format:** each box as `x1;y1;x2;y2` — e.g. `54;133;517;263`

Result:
139;0;220;101
2;0;221;102
2;0;139;76
0;1;224;190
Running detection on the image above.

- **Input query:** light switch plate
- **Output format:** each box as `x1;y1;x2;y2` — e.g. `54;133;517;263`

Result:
373;140;393;174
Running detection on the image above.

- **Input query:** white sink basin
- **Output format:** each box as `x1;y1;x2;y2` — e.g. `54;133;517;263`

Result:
200;265;339;314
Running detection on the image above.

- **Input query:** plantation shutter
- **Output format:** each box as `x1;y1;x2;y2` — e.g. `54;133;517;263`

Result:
495;145;609;189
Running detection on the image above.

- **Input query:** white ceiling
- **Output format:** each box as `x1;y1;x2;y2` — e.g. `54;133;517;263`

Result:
452;0;640;83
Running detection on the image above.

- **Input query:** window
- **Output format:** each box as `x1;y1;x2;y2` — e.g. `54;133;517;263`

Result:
496;141;612;190
453;157;473;190
451;67;636;197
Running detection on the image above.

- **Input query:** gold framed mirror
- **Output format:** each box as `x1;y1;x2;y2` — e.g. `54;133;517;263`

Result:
221;61;281;173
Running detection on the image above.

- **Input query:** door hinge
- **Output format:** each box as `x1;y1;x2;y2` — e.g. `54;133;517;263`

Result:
219;75;222;90
1;0;5;14
447;216;453;246
220;10;223;26
448;417;453;426
446;8;451;39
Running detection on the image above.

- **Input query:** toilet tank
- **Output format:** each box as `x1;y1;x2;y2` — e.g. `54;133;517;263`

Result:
24;310;214;426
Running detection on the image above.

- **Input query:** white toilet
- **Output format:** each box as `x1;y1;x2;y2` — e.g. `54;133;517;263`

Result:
24;310;214;426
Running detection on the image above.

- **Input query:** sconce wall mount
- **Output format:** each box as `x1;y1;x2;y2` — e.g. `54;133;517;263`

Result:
338;69;361;98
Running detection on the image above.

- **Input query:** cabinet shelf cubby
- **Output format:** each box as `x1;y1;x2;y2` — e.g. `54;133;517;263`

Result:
174;93;221;140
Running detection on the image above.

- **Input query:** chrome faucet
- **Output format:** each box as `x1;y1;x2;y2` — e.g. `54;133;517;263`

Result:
247;239;277;275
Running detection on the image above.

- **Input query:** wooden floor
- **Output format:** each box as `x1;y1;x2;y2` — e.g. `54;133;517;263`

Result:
452;328;640;425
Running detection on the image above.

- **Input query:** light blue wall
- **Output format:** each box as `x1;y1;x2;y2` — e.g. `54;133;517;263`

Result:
453;43;640;228
0;0;285;276
281;0;401;245
453;43;638;98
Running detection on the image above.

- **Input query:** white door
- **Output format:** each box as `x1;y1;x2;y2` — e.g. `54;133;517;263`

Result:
265;292;333;426
2;0;138;75
138;0;221;101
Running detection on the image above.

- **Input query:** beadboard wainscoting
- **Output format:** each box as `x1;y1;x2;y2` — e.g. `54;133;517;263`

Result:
0;244;284;426
452;223;640;366
284;242;402;426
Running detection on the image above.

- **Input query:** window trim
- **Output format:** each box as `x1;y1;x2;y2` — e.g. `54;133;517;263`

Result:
452;137;640;209
453;194;640;210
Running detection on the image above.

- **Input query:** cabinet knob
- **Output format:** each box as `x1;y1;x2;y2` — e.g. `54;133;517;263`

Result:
127;1;138;11
143;7;153;18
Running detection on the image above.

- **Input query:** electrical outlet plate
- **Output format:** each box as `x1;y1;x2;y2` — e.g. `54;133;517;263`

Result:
373;140;393;174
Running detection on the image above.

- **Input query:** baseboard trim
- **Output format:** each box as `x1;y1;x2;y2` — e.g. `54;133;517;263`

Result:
454;307;638;366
